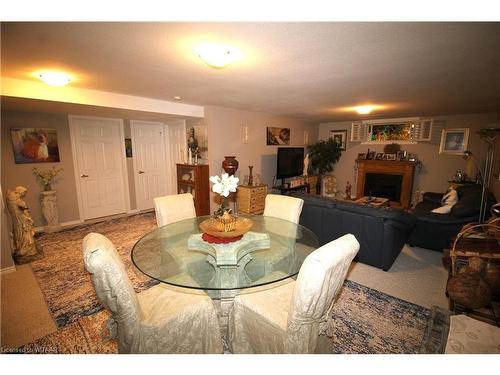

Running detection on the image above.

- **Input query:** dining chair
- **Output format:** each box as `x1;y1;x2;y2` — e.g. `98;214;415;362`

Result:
228;233;360;354
153;193;196;227
82;232;223;354
263;194;304;224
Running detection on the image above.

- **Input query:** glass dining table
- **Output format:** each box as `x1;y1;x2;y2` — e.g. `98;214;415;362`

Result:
131;214;319;339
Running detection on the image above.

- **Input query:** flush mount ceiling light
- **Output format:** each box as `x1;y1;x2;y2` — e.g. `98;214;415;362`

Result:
193;43;242;69
354;105;379;115
37;71;72;87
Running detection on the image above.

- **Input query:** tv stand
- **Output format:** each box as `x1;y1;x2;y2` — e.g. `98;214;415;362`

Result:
272;184;309;196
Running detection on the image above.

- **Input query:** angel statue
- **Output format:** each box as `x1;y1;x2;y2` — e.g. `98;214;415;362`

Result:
5;186;42;263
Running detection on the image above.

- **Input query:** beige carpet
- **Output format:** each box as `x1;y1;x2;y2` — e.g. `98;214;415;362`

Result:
1;265;57;348
346;245;449;310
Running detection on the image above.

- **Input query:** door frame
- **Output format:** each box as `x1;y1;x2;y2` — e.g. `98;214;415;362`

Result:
68;115;131;221
130;120;168;211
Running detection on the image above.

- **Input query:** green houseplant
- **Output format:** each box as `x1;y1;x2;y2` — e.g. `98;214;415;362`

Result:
307;137;342;193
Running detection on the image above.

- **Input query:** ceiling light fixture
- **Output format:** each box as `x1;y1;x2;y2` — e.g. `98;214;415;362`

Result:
354;105;377;115
174;96;182;101
194;43;241;69
37;71;72;87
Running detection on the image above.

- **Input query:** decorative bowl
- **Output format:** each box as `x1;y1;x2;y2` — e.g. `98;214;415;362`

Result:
199;216;253;238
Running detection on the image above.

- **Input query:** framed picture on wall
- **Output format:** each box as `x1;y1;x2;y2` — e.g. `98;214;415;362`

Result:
10;128;60;164
439;128;470;155
266;127;290;145
330;130;347;150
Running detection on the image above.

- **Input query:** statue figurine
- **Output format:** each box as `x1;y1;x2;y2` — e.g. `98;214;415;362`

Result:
5;186;42;263
187;127;199;153
303;153;310;176
345;181;352;200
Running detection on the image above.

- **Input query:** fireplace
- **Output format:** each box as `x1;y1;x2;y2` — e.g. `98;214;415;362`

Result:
364;173;403;202
356;160;417;209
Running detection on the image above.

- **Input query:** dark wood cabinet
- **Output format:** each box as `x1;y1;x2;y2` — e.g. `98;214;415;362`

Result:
176;164;210;216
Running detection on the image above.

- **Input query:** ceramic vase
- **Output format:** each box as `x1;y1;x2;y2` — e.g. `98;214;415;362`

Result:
222;156;239;176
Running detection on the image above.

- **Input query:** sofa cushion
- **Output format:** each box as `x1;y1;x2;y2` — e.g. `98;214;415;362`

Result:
456;183;483;198
451;191;482;217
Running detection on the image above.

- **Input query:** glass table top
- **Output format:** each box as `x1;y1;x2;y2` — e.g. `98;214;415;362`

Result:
131;215;319;291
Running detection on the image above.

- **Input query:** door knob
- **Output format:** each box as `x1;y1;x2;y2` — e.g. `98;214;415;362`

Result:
138;171;145;174
80;174;89;178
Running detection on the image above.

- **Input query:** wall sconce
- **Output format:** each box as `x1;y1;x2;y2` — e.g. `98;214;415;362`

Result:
242;125;249;144
303;130;309;145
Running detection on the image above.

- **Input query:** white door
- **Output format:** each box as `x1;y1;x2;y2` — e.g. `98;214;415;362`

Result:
70;116;128;220
164;119;187;195
132;121;168;211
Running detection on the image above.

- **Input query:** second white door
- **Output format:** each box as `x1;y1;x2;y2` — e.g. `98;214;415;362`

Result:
132;121;168;211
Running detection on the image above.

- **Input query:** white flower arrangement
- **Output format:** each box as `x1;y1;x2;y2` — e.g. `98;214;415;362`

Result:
32;166;63;191
209;173;239;216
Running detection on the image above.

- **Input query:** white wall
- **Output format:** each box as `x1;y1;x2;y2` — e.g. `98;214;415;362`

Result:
205;105;317;212
318;113;499;201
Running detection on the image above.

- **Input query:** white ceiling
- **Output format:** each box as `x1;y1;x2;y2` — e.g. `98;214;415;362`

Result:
1;22;500;122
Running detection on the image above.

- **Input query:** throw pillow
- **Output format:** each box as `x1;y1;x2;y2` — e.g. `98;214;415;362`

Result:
441;188;458;206
433;188;458;214
432;204;454;214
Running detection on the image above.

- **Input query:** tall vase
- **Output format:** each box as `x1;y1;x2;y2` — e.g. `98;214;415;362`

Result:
248;165;254;186
222;156;239;176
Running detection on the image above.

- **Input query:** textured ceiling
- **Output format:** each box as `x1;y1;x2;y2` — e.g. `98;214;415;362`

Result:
1;22;500;122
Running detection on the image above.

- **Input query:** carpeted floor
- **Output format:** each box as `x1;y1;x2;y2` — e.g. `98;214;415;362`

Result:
11;212;448;354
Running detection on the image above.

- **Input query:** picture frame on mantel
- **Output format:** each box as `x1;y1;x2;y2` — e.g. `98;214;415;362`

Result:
439;128;470;155
330;130;347;150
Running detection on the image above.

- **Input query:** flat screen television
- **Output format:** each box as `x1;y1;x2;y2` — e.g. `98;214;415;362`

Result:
276;147;304;180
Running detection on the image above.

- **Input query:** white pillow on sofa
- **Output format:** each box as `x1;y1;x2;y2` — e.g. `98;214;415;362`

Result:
432;188;458;214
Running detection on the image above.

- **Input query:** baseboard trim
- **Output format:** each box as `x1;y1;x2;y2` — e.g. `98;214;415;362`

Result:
34;219;84;233
1;265;16;274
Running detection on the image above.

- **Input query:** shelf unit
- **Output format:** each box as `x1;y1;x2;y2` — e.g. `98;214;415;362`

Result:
176;163;210;216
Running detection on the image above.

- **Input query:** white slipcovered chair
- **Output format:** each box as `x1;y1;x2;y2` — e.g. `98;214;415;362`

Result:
263;194;304;224
82;232;223;354
228;233;360;354
153;193;196;227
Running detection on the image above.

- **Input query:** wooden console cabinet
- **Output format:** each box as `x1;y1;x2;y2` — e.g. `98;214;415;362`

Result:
237;184;268;214
355;159;417;209
176;163;210;216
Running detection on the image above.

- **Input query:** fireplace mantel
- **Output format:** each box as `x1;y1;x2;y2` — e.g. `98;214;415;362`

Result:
355;159;417;209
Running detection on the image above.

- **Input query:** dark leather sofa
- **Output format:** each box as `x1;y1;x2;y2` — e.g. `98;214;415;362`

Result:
407;184;496;251
297;194;416;271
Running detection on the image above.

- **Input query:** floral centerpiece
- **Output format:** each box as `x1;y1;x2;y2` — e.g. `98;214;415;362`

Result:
209;173;239;217
32;166;63;191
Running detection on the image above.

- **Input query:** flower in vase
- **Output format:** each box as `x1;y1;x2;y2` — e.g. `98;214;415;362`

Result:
209;173;239;216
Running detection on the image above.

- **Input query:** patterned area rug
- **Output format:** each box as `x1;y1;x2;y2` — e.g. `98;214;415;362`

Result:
31;212;158;327
21;212;445;354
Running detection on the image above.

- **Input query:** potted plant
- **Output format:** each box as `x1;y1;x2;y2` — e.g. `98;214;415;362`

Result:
307;138;342;194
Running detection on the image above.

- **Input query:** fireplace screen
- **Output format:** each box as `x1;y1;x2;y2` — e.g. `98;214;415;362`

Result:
364;173;403;202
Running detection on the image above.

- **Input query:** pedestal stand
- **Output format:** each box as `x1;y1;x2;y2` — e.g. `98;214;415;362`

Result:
40;190;60;233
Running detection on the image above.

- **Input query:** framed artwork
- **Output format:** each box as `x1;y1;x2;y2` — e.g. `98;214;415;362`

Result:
375;152;384;160
125;138;133;158
439;128;470;155
357;153;366;160
10;128;60;164
384;153;396;160
330;130;347;150
266;127;290;145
